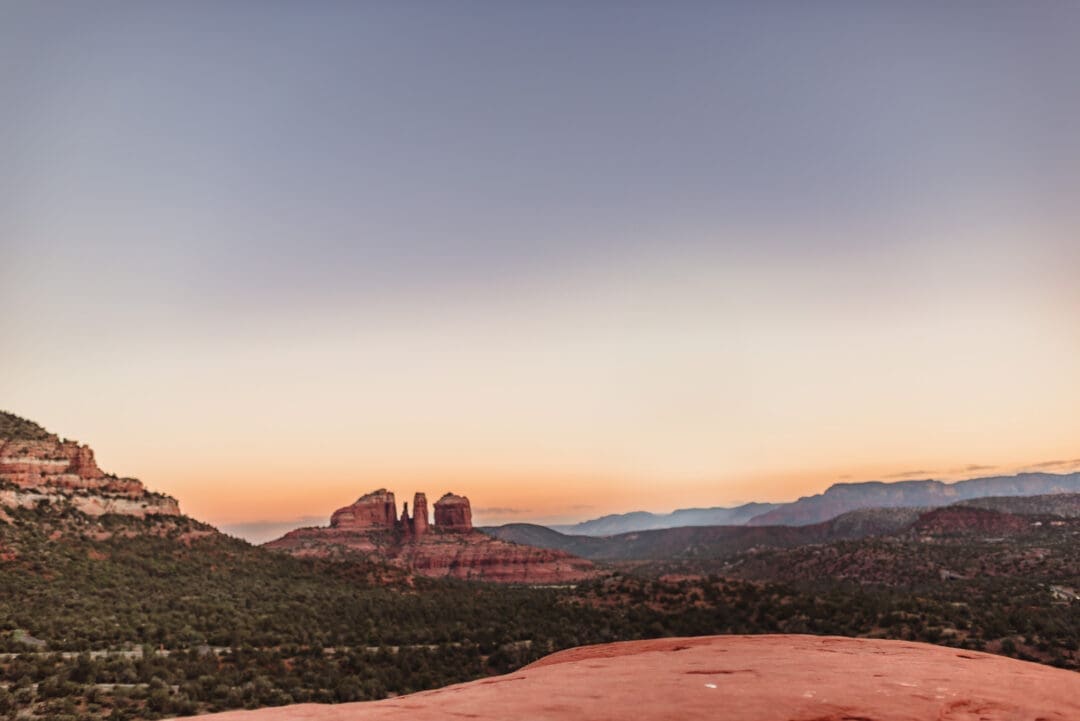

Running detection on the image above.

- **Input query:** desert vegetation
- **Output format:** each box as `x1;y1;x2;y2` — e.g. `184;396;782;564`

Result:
1;499;1078;719
0;414;54;443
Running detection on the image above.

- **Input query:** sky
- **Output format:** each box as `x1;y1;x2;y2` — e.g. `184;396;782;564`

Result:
2;2;1079;540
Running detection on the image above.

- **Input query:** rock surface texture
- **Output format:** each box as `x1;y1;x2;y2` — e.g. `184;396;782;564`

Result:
410;493;428;537
330;490;398;530
189;635;1080;721
266;489;597;583
0;412;179;519
432;492;472;531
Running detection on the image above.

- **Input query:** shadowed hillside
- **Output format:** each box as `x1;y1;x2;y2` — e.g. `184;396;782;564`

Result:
484;506;923;561
956;493;1080;518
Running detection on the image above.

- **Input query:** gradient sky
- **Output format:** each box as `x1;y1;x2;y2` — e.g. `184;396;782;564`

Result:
3;3;1079;540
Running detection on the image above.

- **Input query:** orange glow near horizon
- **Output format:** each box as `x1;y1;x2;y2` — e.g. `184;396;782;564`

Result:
5;3;1080;542
5;234;1080;533
101;449;1080;529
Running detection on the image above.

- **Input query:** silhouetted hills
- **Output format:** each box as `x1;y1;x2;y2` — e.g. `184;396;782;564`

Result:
546;473;1080;536
484;494;1077;563
484;505;916;561
746;472;1080;526
551;502;780;536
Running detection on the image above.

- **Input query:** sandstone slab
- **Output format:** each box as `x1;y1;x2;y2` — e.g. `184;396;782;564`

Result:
190;634;1080;720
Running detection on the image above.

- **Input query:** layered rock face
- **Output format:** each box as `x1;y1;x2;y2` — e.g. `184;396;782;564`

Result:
0;411;180;519
191;635;1080;721
266;489;597;583
433;492;471;531
330;489;398;529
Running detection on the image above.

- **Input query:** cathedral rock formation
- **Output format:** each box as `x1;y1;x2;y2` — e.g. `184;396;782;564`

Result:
329;489;445;537
266;488;597;584
0;411;180;519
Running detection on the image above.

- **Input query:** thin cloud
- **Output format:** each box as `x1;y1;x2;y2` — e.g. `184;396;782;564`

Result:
224;515;326;528
474;507;529;515
961;464;997;473
217;516;327;544
883;469;935;479
1026;458;1080;469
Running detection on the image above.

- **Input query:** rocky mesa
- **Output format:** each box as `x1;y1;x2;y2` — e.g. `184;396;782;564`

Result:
266;489;598;583
0;411;180;519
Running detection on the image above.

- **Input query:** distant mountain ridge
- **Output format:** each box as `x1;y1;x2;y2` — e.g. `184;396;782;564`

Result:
746;472;1080;526
265;488;598;583
551;502;779;536
485;493;1080;563
485;505;924;562
550;472;1080;536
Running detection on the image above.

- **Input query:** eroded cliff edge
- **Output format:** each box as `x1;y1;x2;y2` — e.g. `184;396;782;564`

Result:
0;411;180;519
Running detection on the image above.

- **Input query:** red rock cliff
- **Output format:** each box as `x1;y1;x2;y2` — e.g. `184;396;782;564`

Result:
330;489;398;530
0;411;180;518
266;488;597;583
433;493;472;531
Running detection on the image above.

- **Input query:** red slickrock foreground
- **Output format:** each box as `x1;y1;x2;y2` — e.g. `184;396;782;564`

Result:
190;635;1080;721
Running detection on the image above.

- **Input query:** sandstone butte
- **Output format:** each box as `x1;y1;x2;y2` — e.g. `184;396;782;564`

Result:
0;411;180;519
190;634;1080;721
265;489;598;584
